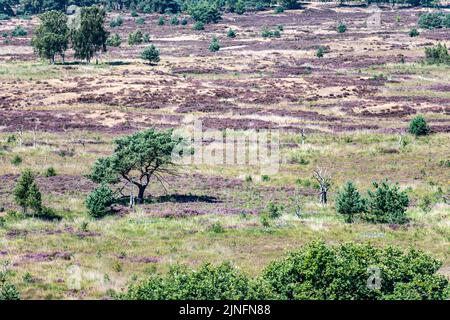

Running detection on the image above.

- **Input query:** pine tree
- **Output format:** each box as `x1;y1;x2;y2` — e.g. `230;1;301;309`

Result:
335;182;365;223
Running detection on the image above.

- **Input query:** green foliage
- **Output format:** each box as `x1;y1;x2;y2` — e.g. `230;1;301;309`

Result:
235;0;245;15
11;25;27;37
131;9;139;17
88;128;183;203
266;201;284;219
409;28;419;37
408;115;430;136
109;15;123;28
209;222;224;233
192;21;204;30
135;17;145;25
71;6;109;63
208;36;220;52
418;194;433;213
262;241;448;300
0;262;19;300
261;27;281;38
44;167;57;177
170;15;179;25
335;182;366;223
141;44;160;64
274;6;284;14
337;22;346;33
31;10;69;63
106;33;122;47
279;0;300;10
181;17;188;25
118;262;275;300
424;43;450;65
316;46;325;58
10;154;22;166
143;32;151;43
227;28;236;38
188;1;221;24
418;12;448;29
157;16;165;25
364;180;409;224
128;29;143;45
85;183;115;218
13;169;42;215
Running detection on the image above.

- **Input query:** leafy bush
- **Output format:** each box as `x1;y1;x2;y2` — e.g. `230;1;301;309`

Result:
0;262;20;300
0;14;11;21
261;27;281;38
235;0;246;15
135;17;145;25
131;10;139;17
11;25;27;37
274;6;284;14
10;154;22;166
109;15;123;28
13;169;42;215
280;0;300;10
157;16;165;25
128;30;143;45
188;2;221;24
44;167;57;177
208;37;220;52
181;18;188;25
106;33;122;47
418;12;445;29
425;43;450;65
316;46;325;58
170;15;179;25
262;241;448;300
335;182;366;223
227;28;236;38
337;22;347;33
118;262;275;300
143;33;151;43
141;45;160;64
364;180;409;224
409;28;419;37
193;21;204;30
267;201;284;219
85;184;115;218
408;115;430;136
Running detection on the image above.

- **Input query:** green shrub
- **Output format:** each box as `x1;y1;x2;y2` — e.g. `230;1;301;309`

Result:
85;184;115;218
208;37;220;52
106;33;122;47
44;167;57;177
193;21;204;30
141;45;160;65
13;169;42;215
261;27;281;38
408;115;430;136
109;15;123;28
188;2;221;24
418;194;433;213
274;6;284;14
0;263;20;300
280;0;300;10
424;43;450;64
409;28;419;37
135;17;145;25
11;26;27;37
262;241;448;300
209;222;224;233
337;22;347;33
316;46;325;58
170;15;179;25
335;182;366;223
118;262;274;300
0;14;11;21
143;33;151;43
364;180;409;224
157;16;165;25
235;0;246;15
181;18;188;25
418;12;444;29
131;10;139;17
10;154;22;166
227;28;236;38
128;30;143;45
267;202;284;219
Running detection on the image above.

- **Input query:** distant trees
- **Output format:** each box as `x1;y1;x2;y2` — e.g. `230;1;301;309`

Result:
188;1;221;24
141;44;160;64
418;12;450;29
31;10;69;64
87;128;183;205
71;6;108;64
424;43;450;65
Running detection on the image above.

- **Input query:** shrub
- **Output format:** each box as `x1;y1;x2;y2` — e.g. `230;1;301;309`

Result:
364;180;409;224
181;18;188;25
170;15;179;25
208;37;220;52
10;154;22;166
316;46;325;58
106;33;122;47
335;182;366;223
262;241;449;300
141;45;160;65
13;169;42;215
192;21;204;30
0;14;11;21
274;6;284;14
85;184;115;218
0;263;20;300
44;167;57;177
280;0;300;10
109;15;123;28
227;28;236;38
236;0;246;15
267;201;284;219
11;26;27;37
157;16;165;25
131;10;139;17
337;22;347;33
209;222;224;233
425;43;450;64
261;27;281;38
143;33;151;43
408;115;430;136
409;28;419;37
418;194;433;213
188;2;221;24
128;30;143;45
418;12;444;29
135;17;145;25
118;262;275;300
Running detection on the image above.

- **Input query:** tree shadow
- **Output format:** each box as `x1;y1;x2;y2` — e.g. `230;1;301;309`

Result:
153;194;220;204
104;61;132;66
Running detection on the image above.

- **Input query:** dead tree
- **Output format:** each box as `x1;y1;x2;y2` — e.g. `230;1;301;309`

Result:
17;126;23;148
313;168;332;205
300;129;306;146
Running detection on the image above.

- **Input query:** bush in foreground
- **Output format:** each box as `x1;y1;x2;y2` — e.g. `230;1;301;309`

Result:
408;115;430;136
118;241;448;300
85;183;115;218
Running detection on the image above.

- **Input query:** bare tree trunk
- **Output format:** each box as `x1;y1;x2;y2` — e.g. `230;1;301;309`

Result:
137;186;146;203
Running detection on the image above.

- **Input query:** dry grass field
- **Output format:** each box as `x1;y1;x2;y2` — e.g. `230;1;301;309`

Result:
0;3;449;299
